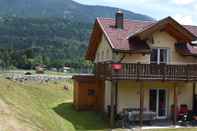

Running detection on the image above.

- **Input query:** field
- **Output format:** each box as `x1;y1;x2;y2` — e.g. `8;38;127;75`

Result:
0;77;108;131
1;75;197;131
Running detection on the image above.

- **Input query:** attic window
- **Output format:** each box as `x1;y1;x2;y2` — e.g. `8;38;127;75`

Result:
150;48;169;64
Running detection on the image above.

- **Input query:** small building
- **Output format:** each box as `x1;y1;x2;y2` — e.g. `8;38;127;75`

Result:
35;64;46;74
73;74;104;111
63;66;71;73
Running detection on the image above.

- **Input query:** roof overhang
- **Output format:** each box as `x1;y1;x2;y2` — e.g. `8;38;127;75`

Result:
175;42;197;56
85;19;104;61
128;17;197;42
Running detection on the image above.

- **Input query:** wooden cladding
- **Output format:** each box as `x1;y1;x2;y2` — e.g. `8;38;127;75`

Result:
96;62;197;81
73;75;104;111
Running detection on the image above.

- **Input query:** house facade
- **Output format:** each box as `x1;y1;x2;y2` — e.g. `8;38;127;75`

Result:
85;10;197;126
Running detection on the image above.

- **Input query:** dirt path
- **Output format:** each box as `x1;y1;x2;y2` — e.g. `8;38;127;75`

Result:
0;99;34;131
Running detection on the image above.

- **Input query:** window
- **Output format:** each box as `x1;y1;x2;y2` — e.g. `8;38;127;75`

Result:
150;48;169;64
88;89;96;96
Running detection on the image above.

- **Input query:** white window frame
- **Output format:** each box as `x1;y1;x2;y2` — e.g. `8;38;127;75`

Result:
151;48;170;64
149;88;168;119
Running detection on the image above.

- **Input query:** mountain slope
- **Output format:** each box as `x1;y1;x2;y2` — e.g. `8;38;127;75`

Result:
0;0;153;22
0;0;154;69
0;77;107;131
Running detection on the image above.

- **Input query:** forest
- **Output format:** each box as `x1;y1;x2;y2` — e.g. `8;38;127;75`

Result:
0;17;92;69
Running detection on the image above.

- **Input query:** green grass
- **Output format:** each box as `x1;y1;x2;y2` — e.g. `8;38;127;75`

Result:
0;77;108;131
1;77;197;131
146;129;197;131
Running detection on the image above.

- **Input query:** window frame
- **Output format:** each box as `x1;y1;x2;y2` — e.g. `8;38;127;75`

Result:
150;48;170;64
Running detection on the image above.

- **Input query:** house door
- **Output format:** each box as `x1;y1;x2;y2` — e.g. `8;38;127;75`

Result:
149;89;167;119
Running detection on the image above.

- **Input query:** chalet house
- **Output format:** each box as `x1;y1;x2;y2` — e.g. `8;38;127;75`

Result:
74;10;197;127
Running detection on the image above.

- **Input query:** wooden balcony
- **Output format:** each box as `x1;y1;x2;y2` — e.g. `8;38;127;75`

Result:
95;62;197;81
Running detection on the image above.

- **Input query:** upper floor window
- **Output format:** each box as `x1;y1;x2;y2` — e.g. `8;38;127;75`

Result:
150;48;169;64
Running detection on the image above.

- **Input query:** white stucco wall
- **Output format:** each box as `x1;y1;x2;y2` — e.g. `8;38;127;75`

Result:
151;31;197;64
94;35;113;63
104;80;112;112
116;81;194;118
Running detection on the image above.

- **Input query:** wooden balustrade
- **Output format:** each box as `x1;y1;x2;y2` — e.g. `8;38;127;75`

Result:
95;62;197;81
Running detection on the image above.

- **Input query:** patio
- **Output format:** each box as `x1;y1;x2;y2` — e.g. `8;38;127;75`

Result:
95;63;197;127
113;106;197;129
117;119;197;130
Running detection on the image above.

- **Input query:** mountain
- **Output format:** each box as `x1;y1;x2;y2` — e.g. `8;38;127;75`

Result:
0;0;153;22
0;0;154;69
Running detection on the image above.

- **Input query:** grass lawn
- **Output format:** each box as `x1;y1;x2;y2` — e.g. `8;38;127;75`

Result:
0;77;108;131
116;128;197;131
1;76;197;131
146;129;197;131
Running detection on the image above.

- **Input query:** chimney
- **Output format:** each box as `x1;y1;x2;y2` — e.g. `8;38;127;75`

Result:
115;9;124;29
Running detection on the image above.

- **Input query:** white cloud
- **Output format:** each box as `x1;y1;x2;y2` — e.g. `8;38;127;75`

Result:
172;0;194;5
173;14;193;25
194;4;197;10
75;0;197;25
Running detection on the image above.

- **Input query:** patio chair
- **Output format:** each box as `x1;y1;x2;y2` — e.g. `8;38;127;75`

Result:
178;104;189;120
117;109;132;128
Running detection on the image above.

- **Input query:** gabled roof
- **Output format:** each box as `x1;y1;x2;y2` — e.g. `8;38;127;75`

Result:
128;17;197;42
86;17;197;61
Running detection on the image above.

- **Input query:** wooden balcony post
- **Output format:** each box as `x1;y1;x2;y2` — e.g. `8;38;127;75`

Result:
139;82;144;127
110;80;116;128
115;81;118;115
162;63;166;81
137;62;140;81
193;82;196;112
173;83;177;125
186;64;189;81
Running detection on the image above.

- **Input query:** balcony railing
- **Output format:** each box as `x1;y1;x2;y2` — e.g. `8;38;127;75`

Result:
95;62;197;81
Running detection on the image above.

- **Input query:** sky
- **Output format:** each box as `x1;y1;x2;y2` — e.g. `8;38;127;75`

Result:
74;0;197;25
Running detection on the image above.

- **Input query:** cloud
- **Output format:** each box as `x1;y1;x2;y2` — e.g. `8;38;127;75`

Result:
74;0;197;25
172;0;194;5
173;14;193;25
194;4;197;10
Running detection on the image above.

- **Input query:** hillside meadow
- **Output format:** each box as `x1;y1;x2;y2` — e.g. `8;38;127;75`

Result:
1;76;197;131
0;77;108;131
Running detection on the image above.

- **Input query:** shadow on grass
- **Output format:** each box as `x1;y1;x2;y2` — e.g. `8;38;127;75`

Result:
53;102;108;130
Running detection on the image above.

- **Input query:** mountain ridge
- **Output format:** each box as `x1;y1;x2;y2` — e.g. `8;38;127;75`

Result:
0;0;153;22
0;0;155;69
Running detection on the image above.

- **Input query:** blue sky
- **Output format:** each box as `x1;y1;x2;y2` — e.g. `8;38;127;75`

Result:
74;0;197;25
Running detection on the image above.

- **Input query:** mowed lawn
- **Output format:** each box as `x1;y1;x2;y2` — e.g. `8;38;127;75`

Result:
0;77;108;131
145;129;197;131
